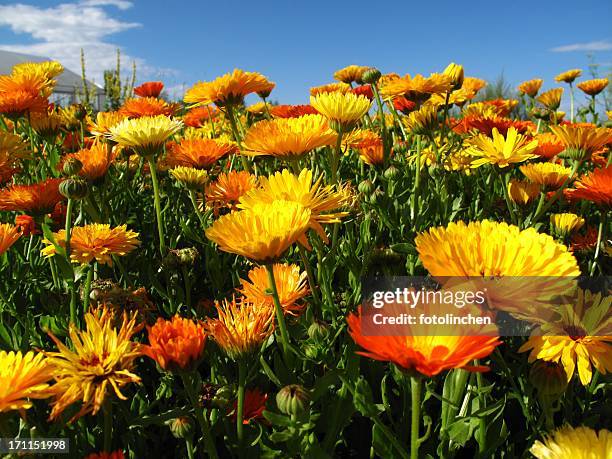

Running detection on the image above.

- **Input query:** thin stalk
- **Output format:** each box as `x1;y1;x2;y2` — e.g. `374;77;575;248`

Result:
185;437;195;459
331;127;344;185
226;105;251;173
181;372;219;459
371;84;390;165
298;243;321;308
65;198;78;323
531;160;582;223
236;360;247;454
147;156;166;255
569;83;575;123
266;264;291;360
475;363;487;453
498;170;518;225
410;376;422;459
206;106;217;137
589;211;607;275
188;190;207;230
83;264;94;310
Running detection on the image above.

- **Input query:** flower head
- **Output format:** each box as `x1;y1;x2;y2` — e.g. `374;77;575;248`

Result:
577;78;608;96
231;388;268;424
133;81;164;98
310;82;351;97
549;124;612;160
205;200;311;262
119;97;177;118
170;166;208;190
143;315;207;371
108;115;183;157
310;92;371;130
205;297;274;360
0;351;54;413
518;79;543;97
345;129;385;165
88;111;127;138
530;426;611;459
184;69;274;107
205;170;258;212
404;104;440;134
240;263;308;316
183;106;218;127
0;178;63;214
243;114;336;158
166;138;237;169
520;162;572;188
333;65;369;84
15;215;37;236
47;306;142;421
566;166;612;207
508;179;541;205
238;169;348;243
465;127;538;168
41;224;140;265
0;223;21;255
555;69;582;84
270;104;319;119
379;73;453;101
0;90;48;118
550;213;585;237
62;143;115;181
537;88;564;110
533;132;565;158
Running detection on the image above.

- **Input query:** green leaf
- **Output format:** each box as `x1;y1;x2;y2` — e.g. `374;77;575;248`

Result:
262;410;293;427
372;423;394;459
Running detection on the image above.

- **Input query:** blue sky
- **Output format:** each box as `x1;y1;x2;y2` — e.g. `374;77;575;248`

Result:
0;0;610;104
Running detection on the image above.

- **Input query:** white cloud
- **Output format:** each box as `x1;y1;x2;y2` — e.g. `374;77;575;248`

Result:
0;1;173;88
550;40;612;53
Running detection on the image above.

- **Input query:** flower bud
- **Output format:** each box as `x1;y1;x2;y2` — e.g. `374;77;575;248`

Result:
63;157;83;176
167;416;195;439
443;62;464;90
529;360;568;398
59;177;89;200
361;68;382;85
212;385;233;409
357;179;375;195
177;247;199;265
276;384;311;418
383;165;399;180
563;147;589;162
307;320;330;341
73;104;88;121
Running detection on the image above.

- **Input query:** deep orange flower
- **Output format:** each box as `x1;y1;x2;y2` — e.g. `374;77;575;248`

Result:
183;106;219;127
576;78;608;96
483;98;519;116
347;307;501;377
61;142;115;181
231;388;268;425
0;90;48;118
351;84;374;100
555;69;582;84
565;166;612;207
84;451;125;459
119;97;177;118
270;104;319;119
166;138;237;169
344;129;386;165
14;215;37;236
533;132;565;158
205;170;258;212
455;115;533;136
393;96;417;114
0;223;21;255
570;227;599;252
142;315;207;371
0;178;63;214
133;81;164;98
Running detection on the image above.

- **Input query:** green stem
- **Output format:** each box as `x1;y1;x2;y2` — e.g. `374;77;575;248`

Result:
569;83;575;123
475;364;487;453
185;437;195;459
331;127;344;185
147;156;166;255
298;243;321;309
64;198;74;257
410;376;422;459
236;360;247;454
181;372;219;459
266;264;291;361
371;84;390;166
531;160;582;224
188;190;207;230
589;211;607;275
226;105;251;173
83;264;94;310
498;169;518;225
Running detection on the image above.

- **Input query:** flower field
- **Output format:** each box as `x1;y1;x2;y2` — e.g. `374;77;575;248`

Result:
0;62;610;458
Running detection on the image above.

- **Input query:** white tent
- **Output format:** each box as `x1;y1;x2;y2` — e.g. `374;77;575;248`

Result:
0;49;105;110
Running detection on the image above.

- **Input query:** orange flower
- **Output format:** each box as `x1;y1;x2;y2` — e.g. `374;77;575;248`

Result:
62;142;115;181
570;227;599;252
119;97;177;118
455;115;533;136
0;90;48;118
310;82;351;96
555;69;582;84
393;96;417;114
461;77;487;95
270;104;319;119
345;129;386;165
379;73;453;101
518;79;543;97
0;223;21;255
533;132;565;158
166;138;237;169
334;65;369;84
183;106;218;127
537;88;564;110
347;307;501;377
351;84;374;100
230;388;268;425
133;81;164;98
566;166;612;207
576;78;608;96
143;315;207;371
184;69;275;107
14;215;37;236
205;170;258;212
239;263;308;316
0;178;63;214
483;98;519;116
0;350;54;413
84;451;125;459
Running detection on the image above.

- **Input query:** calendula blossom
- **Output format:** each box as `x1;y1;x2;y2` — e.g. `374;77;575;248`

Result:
555;69;582;84
537;88;564;110
205;170;258;212
550;213;585;237
0;350;54;413
0;178;63;214
310;91;371;130
576;78;608;96
170;166;208;190
465;127;538;168
508;179;541;205
518;79;543;97
530;426;611;459
565;165;612;207
0;223;21;255
520;162;573;188
549;124;612;160
184;69;274;107
333;65;369;84
166;138;237;169
108;115;183;157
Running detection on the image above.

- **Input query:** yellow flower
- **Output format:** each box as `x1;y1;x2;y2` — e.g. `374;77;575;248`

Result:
205;296;274;360
47;306;142;421
379;73;453;101
520;289;612;386
0;223;21;255
239;263;308;316
550;213;585;237
520;162;572;188
461;77;487;95
555;69;582;84
12;60;63;81
310;82;351;96
108;115;183;157
310;92;371;130
29;111;64;138
531;426;611;459
465;127;538;168
170;166;208;190
88;111;127;138
243;114;337;158
508;179;541;205
549;124;612;160
205;200;311;262
416;220;580;277
184;69;275;107
461;102;499;118
0;131;30;158
246;101;267;114
537;88;564;110
517;79;543;98
41;224;140;265
238;169;348;243
576;78;608;96
0;351;54;413
404;104;440;134
443;62;464;89
333;65;369;84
